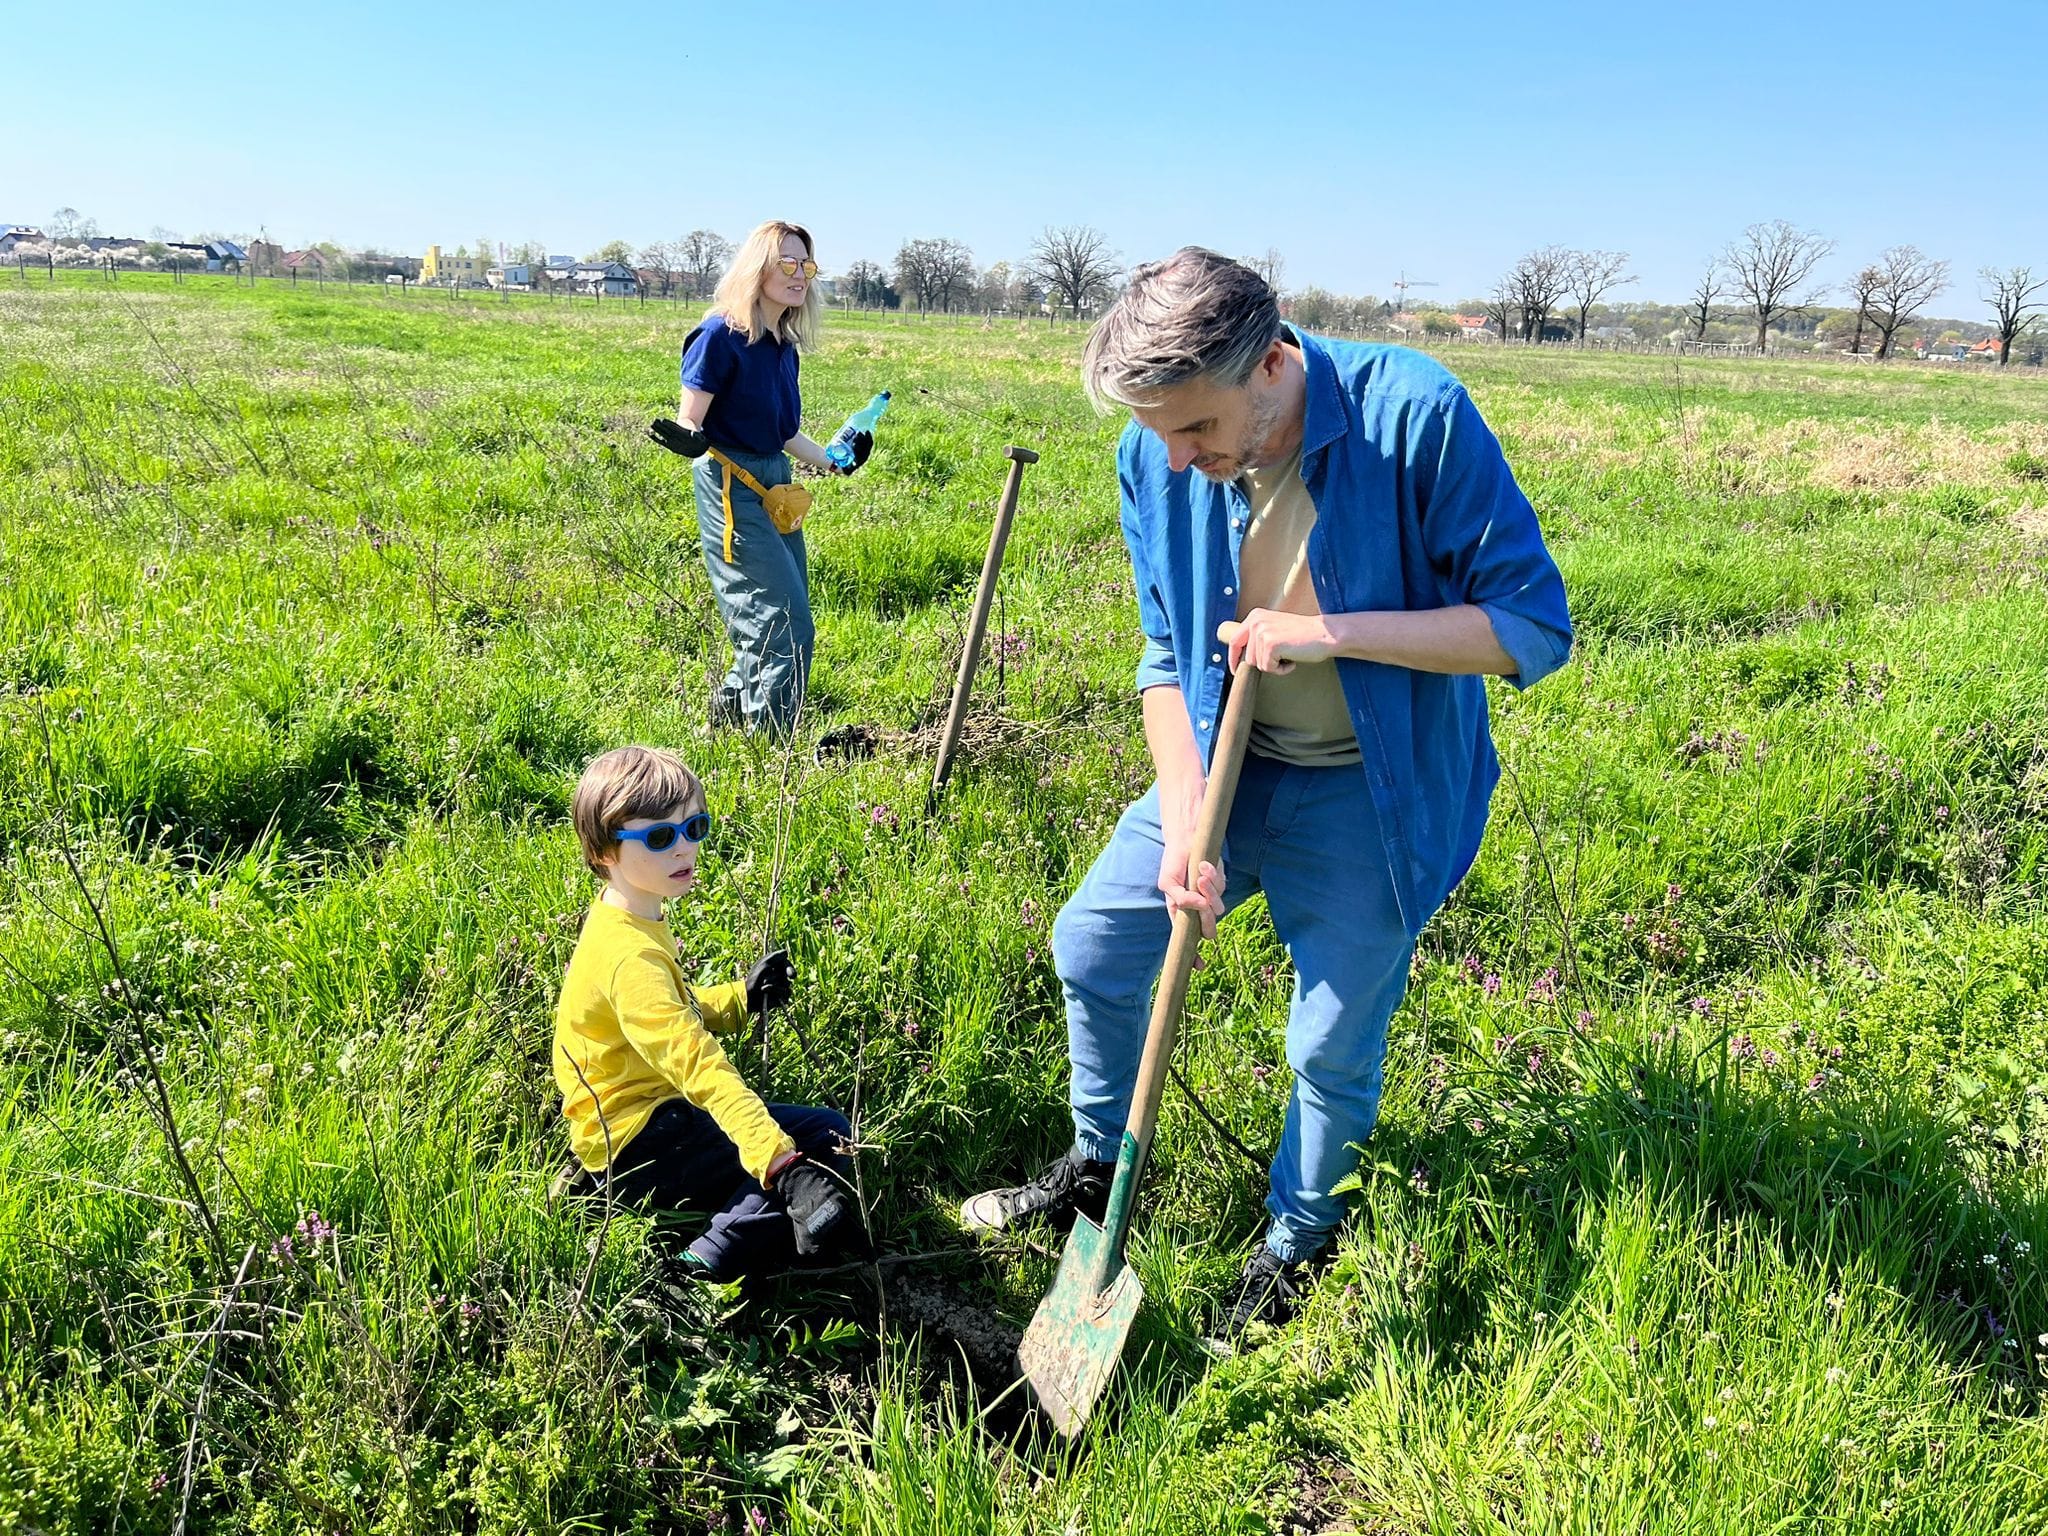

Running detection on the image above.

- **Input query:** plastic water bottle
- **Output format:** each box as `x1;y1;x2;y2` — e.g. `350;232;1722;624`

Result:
826;391;890;469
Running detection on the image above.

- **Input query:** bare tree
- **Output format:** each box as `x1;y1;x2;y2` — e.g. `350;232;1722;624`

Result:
678;229;733;300
934;243;977;312
1686;262;1723;341
47;206;97;240
1290;287;1345;331
893;237;976;312
839;258;893;309
637;240;681;296
1842;264;1883;354
1981;265;2048;367
1025;225;1122;318
1723;220;1834;351
1006;268;1046;313
1483;278;1516;342
976;259;1013;314
1567;249;1634;342
1505;246;1572;343
1245;248;1285;292
1862;246;1948;360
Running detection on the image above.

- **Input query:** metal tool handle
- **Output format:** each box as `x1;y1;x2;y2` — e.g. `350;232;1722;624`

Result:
929;445;1038;803
1101;665;1262;1257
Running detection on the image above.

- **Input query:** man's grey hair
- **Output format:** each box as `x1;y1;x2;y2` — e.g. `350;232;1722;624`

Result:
1081;247;1282;411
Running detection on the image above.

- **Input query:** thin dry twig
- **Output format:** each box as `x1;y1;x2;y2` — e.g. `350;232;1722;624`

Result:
173;1243;258;1536
31;699;225;1267
555;1046;618;1362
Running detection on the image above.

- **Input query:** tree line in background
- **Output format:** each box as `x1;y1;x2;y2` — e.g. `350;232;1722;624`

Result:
18;204;2048;367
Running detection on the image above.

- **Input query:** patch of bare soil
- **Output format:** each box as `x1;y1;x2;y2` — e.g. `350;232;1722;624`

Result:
885;1272;1024;1385
1276;1460;1394;1535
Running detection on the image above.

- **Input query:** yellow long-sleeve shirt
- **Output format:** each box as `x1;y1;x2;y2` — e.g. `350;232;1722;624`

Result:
551;899;795;1184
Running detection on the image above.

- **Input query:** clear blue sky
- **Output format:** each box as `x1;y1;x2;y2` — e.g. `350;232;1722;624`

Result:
12;0;2045;309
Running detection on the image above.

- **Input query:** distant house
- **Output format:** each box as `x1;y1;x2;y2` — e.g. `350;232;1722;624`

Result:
421;243;486;286
554;260;637;297
281;249;326;272
1454;313;1493;338
169;240;247;271
487;263;531;289
1967;336;2002;360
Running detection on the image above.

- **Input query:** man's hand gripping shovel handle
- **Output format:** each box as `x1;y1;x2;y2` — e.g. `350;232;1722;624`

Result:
1095;662;1262;1270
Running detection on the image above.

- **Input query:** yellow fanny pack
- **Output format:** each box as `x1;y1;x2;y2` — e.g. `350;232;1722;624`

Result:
708;448;812;561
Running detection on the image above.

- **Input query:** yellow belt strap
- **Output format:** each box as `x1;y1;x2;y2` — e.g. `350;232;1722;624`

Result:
708;448;773;565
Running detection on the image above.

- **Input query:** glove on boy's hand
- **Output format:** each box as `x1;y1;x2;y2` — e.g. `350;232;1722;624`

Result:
776;1156;870;1258
835;431;873;474
648;417;709;458
745;950;795;1012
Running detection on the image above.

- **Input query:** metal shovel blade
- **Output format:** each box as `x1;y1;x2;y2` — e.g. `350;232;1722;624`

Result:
1016;1209;1142;1438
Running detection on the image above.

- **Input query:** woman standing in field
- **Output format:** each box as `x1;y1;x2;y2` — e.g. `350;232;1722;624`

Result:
649;220;869;735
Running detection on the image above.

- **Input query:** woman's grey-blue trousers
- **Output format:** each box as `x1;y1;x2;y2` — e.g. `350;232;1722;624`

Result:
692;446;814;733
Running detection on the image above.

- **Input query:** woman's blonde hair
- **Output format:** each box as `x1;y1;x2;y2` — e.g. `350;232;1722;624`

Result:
710;220;822;349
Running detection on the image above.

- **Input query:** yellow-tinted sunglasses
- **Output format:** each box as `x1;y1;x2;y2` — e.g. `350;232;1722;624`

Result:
776;258;820;279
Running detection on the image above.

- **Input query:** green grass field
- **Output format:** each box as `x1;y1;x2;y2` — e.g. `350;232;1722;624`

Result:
3;274;2046;1534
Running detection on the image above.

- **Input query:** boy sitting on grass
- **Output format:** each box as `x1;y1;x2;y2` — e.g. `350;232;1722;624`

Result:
553;744;867;1279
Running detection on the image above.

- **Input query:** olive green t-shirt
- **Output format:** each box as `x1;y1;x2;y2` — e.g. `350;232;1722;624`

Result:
1235;447;1361;767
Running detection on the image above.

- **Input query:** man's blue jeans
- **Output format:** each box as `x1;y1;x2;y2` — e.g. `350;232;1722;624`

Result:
692;446;813;733
1051;753;1416;1263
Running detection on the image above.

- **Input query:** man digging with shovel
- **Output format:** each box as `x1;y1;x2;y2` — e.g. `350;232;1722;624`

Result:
961;248;1572;1361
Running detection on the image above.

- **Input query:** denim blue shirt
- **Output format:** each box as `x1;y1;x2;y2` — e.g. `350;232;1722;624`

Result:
1118;331;1572;937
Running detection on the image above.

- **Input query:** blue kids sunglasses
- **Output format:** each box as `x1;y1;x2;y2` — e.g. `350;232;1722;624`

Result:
614;813;712;853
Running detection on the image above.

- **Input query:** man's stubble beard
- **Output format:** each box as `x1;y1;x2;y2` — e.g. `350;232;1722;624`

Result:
1196;382;1292;485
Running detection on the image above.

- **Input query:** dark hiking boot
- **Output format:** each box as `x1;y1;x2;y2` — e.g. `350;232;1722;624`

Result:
814;722;882;762
707;683;744;732
1214;1244;1319;1346
959;1149;1114;1235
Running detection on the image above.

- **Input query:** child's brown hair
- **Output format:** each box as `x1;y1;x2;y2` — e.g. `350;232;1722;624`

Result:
571;746;704;876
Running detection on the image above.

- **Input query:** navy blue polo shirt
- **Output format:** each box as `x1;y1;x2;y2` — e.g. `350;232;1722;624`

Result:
679;312;801;456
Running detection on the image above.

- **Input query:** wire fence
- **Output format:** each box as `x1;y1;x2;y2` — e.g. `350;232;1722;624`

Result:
11;254;2043;370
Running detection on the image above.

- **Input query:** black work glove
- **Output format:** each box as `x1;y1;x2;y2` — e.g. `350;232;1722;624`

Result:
777;1155;870;1258
833;431;872;475
745;950;795;1012
648;417;709;458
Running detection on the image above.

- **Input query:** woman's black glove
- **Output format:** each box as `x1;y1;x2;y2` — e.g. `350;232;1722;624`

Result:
648;417;709;458
776;1156;870;1258
745;950;795;1012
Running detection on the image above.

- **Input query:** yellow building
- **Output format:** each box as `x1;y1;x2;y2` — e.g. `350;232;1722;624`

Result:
421;244;485;285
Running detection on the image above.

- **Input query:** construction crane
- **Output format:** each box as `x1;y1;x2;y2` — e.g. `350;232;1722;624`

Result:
1391;270;1438;334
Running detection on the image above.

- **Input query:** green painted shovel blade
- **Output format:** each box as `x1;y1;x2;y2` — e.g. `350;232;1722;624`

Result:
1016;1211;1141;1437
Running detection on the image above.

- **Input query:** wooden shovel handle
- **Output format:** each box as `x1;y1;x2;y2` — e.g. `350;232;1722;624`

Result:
929;446;1036;802
1122;666;1262;1156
